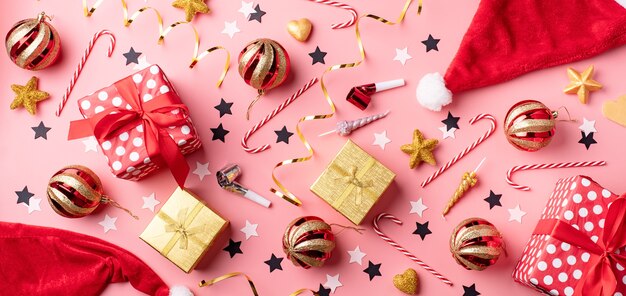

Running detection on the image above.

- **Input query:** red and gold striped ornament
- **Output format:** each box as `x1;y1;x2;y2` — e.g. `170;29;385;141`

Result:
450;218;506;271
47;165;136;219
5;12;61;71
282;216;335;268
504;100;556;152
238;38;290;119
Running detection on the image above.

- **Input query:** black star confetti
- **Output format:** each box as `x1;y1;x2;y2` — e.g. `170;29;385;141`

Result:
421;34;440;52
578;131;597;150
122;47;142;65
210;123;230;142
275;126;294;144
363;261;382;281
484;190;502;209
32;121;51;140
264;253;284;272
412;221;432;240
15;186;34;205
223;239;243;258
315;284;331;296
463;284;481;296
308;46;327;65
441;111;460;131
248;4;266;22
214;98;233;118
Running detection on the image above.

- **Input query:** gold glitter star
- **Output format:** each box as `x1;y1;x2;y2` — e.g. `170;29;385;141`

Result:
10;76;50;115
401;129;438;169
172;0;210;22
563;65;602;104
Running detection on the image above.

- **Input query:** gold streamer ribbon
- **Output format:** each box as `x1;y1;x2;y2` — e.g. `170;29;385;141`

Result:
333;164;374;206
158;203;206;255
200;272;320;296
82;0;230;87
270;0;417;206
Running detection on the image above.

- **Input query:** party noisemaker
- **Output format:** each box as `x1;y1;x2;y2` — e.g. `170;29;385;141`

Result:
216;164;271;208
5;12;61;71
46;165;137;219
282;216;336;268
346;79;405;110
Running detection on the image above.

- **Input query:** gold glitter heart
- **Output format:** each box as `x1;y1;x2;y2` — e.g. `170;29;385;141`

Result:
393;268;419;295
287;18;312;42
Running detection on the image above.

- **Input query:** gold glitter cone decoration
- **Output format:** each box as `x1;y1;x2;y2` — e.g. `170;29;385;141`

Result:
442;158;485;217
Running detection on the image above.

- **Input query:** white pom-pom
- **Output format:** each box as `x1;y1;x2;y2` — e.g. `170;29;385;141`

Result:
416;72;452;111
170;285;193;296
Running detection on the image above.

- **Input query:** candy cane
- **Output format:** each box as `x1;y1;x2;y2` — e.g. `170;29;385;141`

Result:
373;213;453;286
242;77;318;153
421;113;496;187
56;30;115;116
305;0;357;29
506;161;607;191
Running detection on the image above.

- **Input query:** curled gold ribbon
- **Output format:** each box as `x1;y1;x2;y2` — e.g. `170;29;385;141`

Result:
82;0;229;87
334;166;374;205
200;272;320;296
270;0;417;206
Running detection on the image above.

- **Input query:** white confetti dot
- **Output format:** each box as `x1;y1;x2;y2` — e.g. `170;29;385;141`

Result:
94;106;105;114
591;235;599;243
143;94;153;102
133;137;143;147
558;272;568;282
564;210;574;220
547;244;556;254
552;258;562;268
543;275;553;285
623;275;626;285
550;290;559;295
615;292;624;296
573;270;582;279
136;125;144;132
599;219;605;228
617;263;625;271
593;205;603;215
171;109;180;115
146;79;156;89
538;261;548;271
98;91;108;101
579;207;589;217
126;166;135;173
81;100;91;110
572;193;583;203
181;125;191;135
587;191;597;201
530;278;539;285
602;189;612;198
581;252;591;262
584;221;594;231
561;199;568;207
567;255;576;265
178;140;187;146
564;287;574;296
102;141;112;150
119;132;129;141
133;74;143;83
115;146;125;156
150;65;159;74
144;157;151;164
126;104;133;110
112;161;122;171
129;152;139;161
570;182;577;190
160;85;170;94
572;224;580;230
561;242;571;251
112;96;123;107
581;178;591;187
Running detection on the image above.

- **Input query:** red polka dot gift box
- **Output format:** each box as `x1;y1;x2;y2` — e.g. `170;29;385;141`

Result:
513;175;626;296
68;65;201;187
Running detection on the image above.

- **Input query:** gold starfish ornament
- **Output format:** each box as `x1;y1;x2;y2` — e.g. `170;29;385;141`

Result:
400;129;438;169
10;76;50;115
563;65;602;104
172;0;210;22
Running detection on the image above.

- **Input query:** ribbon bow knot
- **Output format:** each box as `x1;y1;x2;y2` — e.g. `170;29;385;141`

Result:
163;207;207;250
335;166;373;205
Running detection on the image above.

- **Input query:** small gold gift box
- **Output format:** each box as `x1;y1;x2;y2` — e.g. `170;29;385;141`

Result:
311;140;396;225
140;187;228;273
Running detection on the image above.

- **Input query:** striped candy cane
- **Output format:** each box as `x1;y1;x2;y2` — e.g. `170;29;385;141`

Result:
421;113;496;188
506;161;607;191
56;30;116;116
305;0;357;29
242;77;318;153
373;213;453;286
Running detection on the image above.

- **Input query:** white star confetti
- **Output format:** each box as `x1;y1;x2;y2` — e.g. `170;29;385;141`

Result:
238;1;256;18
240;220;259;240
24;197;42;214
409;198;428;217
98;215;117;233
372;130;391;150
393;47;412;65
141;193;160;212
438;126;456;139
133;56;150;71
82;136;98;153
579;118;597;136
347;246;366;265
508;204;526;223
323;274;343;293
221;21;241;39
192;161;211;181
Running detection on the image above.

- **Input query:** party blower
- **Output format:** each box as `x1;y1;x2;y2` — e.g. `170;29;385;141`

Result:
216;164;271;208
346;79;405;110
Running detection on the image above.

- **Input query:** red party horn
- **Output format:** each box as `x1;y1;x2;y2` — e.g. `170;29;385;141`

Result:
346;79;405;110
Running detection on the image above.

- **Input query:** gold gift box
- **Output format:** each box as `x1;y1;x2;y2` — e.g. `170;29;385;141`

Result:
311;140;396;225
139;187;228;273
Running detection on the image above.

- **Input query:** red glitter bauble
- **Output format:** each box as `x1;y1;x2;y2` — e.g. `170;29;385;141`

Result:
5;12;61;71
46;165;106;218
238;38;290;93
282;216;335;268
504;100;556;152
450;218;506;271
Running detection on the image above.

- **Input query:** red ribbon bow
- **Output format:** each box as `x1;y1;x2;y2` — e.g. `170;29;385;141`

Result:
533;195;626;296
68;75;191;187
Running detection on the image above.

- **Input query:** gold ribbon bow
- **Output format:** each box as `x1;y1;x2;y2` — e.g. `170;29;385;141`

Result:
159;206;207;251
335;166;374;205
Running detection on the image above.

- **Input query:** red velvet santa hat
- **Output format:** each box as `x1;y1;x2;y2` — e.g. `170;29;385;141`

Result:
0;222;192;296
416;0;626;111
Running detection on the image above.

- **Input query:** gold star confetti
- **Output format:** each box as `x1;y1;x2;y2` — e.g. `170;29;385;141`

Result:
400;129;438;169
172;0;210;22
563;65;602;104
10;76;50;115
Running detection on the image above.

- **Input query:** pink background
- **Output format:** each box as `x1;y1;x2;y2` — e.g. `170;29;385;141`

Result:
2;0;626;295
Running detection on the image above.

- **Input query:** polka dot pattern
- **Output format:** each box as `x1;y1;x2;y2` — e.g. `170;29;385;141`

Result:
74;65;201;182
512;176;624;295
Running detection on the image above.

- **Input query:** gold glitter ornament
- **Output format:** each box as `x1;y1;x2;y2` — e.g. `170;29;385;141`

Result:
563;65;602;104
5;12;61;70
282;216;335;268
393;268;419;294
171;0;209;22
450;217;506;271
400;129;438;169
10;76;49;115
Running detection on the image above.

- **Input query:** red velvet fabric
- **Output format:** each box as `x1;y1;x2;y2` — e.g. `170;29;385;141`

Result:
444;0;626;94
0;222;171;296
